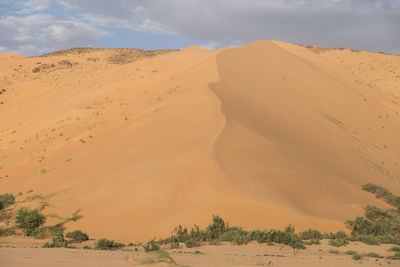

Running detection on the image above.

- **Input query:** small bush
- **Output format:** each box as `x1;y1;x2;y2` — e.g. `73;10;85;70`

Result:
0;227;16;237
32;67;40;73
345;250;358;255
365;252;382;258
128;242;134;247
14;208;46;236
143;239;160;252
303;239;320;245
328;238;349;247
389;246;400;253
0;193;15;210
66;230;88;241
300;228;322;240
184;238;200;248
329;249;339;254
352;252;363;260
95;238;124;250
52;231;67;247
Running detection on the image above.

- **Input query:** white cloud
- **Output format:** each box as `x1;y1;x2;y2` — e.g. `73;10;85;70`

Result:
0;0;399;55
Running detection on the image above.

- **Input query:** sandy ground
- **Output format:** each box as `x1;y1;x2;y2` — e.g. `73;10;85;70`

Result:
0;239;398;267
0;41;400;243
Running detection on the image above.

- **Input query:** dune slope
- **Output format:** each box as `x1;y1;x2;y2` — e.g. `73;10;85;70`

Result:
0;42;399;242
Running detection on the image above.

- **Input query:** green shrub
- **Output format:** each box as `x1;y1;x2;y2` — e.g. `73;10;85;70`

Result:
0;227;16;237
300;228;322;240
14;208;46;236
65;230;89;241
345;250;357;255
52;231;67;247
389;246;400;253
184;238;200;248
329;249;339;254
32;67;40;73
218;227;251;245
0;193;15;210
95;238;124;250
328;238;349;247
128;242;134;247
205;215;227;240
365;252;382;258
143;239;160;252
362;183;400;209
352;252;363;260
303;239;320;245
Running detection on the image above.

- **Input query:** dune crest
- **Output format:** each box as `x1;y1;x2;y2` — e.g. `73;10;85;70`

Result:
0;41;399;241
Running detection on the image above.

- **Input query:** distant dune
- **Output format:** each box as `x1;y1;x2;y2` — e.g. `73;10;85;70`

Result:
0;41;399;242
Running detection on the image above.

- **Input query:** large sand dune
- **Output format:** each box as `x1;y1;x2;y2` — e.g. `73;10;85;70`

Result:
0;41;399;242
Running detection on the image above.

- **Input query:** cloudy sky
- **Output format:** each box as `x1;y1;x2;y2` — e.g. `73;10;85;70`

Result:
0;0;399;56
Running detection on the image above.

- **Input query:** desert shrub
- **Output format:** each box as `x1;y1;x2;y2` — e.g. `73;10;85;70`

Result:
328;238;349;247
65;230;89;241
303;239;320;245
388;253;400;260
329;249;339;254
249;230;273;244
269;225;305;249
346;185;400;245
345;250;357;255
300;228;322;240
95;238;124;250
184;238;201;248
52;231;67;247
0;227;16;237
0;193;15;210
143;239;160;252
349;234;380;245
14;208;46;236
389;246;400;253
362;183;400;209
32;67;40;73
205;215;227;240
365;252;382;258
352;252;363;260
218;227;251;245
128;242;134;247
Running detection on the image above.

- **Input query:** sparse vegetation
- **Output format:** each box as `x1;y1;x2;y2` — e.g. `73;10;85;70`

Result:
95;238;125;250
144;239;161;252
0;193;15;210
66;230;89;241
346;184;400;246
141;250;177;265
14;208;46;236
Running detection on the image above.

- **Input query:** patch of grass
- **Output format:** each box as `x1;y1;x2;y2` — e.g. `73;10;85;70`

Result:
362;183;400;209
329;249;339;254
56;209;83;226
95;238;125;250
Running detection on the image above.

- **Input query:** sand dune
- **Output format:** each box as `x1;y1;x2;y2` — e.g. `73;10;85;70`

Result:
0;41;399;242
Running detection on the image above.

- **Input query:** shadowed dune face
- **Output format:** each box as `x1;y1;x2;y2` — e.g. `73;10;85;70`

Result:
210;40;400;226
1;43;400;242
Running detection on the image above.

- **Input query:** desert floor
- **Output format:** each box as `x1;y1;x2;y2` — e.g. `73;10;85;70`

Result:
0;237;397;267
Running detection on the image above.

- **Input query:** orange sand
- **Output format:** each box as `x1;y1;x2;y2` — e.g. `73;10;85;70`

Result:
0;41;399;242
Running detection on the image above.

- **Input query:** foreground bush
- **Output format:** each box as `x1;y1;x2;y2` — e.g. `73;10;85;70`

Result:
0;193;15;210
95;238;124;250
346;184;400;245
14;208;46;236
43;230;68;248
66;230;89;241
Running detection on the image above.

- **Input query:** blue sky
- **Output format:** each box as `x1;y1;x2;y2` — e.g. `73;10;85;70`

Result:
0;0;399;56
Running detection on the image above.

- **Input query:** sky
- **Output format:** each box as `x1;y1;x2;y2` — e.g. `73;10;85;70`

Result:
0;0;399;56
